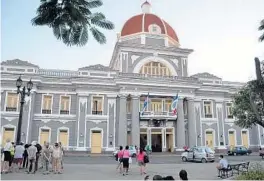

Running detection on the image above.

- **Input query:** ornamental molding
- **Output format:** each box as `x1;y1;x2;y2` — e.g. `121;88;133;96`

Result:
204;122;215;126
87;119;107;124
131;55;140;64
108;99;116;107
140;121;149;127
171;59;179;67
3;117;17;122
40;119;75;124
226;122;234;127
79;97;87;105
34;114;76;120
86;115;108;120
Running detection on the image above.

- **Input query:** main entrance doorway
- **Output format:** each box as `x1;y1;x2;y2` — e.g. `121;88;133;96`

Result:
166;128;174;152
151;128;162;152
91;130;102;153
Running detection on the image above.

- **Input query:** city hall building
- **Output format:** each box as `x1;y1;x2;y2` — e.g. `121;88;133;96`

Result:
1;2;263;153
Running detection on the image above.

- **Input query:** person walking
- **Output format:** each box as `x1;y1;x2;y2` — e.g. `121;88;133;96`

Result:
42;142;51;175
34;142;42;172
3;139;12;173
116;146;123;173
122;145;130;176
52;143;62;174
27;142;38;174
137;147;147;175
13;142;25;171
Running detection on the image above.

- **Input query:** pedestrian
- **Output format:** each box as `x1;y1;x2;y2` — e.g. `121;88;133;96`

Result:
153;175;163;180
52;143;62;174
22;144;29;169
27;142;38;174
136;147;147;175
9;142;15;172
179;170;188;180
163;176;175;180
3;139;12;173
116;146;123;173
42;142;51;174
58;142;64;169
34;142;42;172
13;142;25;171
122;145;130;176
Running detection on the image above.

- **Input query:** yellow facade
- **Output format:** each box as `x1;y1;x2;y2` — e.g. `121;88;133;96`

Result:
206;131;214;149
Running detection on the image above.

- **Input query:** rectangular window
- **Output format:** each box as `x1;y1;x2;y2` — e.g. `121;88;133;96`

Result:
60;96;70;114
226;102;233;119
150;100;162;112
92;96;103;115
204;101;213;118
164;100;172;112
42;95;52;114
6;93;19;112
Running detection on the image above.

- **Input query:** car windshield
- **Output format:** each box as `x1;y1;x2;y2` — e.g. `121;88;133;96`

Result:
205;147;213;153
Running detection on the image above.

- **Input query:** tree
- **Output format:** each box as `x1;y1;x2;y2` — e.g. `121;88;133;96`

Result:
259;19;264;42
233;58;264;128
32;0;114;46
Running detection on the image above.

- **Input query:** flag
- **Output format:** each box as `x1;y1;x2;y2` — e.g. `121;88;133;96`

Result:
171;94;179;115
141;93;149;115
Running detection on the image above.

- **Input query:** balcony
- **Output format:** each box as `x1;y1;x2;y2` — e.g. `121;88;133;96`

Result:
92;111;103;115
6;107;17;112
205;114;213;118
140;111;177;120
42;109;51;114
227;115;233;119
60;110;70;115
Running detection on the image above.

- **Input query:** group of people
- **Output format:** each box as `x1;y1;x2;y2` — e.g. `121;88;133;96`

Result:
144;170;188;180
116;145;149;176
1;139;64;174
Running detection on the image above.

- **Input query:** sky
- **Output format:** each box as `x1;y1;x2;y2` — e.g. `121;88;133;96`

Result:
1;0;264;82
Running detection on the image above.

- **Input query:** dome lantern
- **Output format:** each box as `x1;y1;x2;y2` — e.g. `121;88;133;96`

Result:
141;1;151;14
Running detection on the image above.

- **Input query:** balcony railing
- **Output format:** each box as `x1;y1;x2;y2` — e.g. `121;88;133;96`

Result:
205;114;213;118
42;109;51;114
5;107;17;112
227;115;234;119
60;110;70;115
140;111;176;117
92;111;103;115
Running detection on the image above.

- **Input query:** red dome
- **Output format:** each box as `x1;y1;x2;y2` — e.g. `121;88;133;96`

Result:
121;13;179;43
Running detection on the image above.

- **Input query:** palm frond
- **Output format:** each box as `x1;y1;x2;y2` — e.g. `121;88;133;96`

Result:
90;27;106;44
90;13;114;30
70;25;89;46
86;0;103;9
259;33;264;42
258;19;264;31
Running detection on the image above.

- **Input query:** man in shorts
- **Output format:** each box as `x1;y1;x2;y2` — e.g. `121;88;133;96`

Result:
13;142;25;171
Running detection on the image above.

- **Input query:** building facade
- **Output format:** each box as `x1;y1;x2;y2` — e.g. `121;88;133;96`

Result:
1;2;264;153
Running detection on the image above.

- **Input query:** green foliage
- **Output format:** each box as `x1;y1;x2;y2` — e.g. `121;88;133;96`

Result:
236;162;264;180
32;0;114;46
259;19;264;42
233;58;264;128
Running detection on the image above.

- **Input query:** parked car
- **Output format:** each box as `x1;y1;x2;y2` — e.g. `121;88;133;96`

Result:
181;146;215;163
259;148;264;159
227;146;252;156
112;146;137;157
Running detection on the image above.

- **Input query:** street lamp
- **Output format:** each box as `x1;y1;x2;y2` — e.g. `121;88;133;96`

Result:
16;76;33;144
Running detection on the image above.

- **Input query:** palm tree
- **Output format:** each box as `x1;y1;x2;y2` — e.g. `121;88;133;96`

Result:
32;0;114;46
259;19;264;42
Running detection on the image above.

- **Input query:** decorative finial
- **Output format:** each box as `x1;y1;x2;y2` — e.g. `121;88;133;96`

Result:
141;0;151;13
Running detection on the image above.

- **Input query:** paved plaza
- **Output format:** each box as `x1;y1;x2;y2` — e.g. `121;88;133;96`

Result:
2;155;263;180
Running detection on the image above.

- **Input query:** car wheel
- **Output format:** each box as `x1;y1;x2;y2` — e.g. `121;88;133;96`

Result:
182;156;187;162
201;158;207;163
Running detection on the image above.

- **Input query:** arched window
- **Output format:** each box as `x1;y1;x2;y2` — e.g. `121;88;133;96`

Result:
139;61;172;76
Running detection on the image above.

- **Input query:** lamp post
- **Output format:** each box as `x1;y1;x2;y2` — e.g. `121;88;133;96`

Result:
16;76;33;144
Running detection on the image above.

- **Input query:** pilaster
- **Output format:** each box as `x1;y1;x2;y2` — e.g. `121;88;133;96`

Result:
118;94;127;146
131;95;140;147
106;95;117;151
187;98;196;147
77;94;88;150
176;98;185;150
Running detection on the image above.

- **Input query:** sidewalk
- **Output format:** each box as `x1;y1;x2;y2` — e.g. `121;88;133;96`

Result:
64;151;260;157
